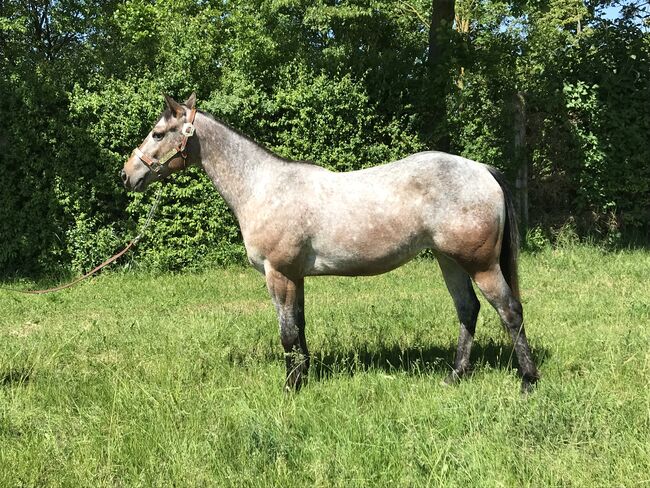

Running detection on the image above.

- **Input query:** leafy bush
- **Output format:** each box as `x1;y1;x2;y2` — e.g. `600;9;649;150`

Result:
1;0;648;278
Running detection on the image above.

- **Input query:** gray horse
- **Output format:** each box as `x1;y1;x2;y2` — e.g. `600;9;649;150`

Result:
121;94;539;393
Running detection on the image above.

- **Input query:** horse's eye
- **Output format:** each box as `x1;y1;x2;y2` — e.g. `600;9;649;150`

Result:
152;131;164;141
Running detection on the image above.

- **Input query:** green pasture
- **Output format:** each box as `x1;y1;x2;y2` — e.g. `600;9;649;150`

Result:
1;246;649;487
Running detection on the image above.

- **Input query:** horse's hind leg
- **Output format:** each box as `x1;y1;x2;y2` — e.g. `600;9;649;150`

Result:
437;255;480;385
265;266;309;392
472;266;539;393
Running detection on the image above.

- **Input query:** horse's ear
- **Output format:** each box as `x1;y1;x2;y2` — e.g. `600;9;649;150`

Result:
184;92;197;109
163;93;183;117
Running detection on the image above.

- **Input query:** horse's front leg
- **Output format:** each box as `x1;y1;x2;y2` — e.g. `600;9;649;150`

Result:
265;266;309;391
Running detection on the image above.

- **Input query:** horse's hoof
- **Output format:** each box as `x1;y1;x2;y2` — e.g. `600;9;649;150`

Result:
520;377;538;395
283;375;305;393
442;371;461;386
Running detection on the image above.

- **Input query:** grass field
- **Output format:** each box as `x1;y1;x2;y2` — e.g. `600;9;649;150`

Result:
1;245;649;487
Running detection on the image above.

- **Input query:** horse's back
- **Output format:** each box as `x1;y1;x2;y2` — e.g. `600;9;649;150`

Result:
299;152;505;276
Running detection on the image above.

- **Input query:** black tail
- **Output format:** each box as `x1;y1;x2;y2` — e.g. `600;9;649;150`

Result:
486;166;520;300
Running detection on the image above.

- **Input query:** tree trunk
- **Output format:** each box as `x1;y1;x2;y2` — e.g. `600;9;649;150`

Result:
513;91;528;233
424;0;455;152
428;0;455;69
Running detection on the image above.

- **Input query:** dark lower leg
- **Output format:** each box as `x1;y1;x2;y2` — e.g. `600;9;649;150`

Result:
473;268;539;393
504;299;538;392
497;297;538;392
450;324;475;376
444;309;478;384
439;257;480;385
280;313;309;391
298;325;310;374
282;344;308;390
266;269;309;392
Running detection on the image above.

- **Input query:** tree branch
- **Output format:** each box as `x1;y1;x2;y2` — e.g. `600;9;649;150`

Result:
398;1;430;29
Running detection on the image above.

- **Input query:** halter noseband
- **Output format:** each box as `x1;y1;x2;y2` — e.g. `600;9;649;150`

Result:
133;107;197;175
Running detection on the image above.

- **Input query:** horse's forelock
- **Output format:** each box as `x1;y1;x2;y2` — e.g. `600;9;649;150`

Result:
161;108;175;121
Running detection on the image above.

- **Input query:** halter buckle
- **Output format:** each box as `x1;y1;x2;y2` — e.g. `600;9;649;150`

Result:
181;122;195;137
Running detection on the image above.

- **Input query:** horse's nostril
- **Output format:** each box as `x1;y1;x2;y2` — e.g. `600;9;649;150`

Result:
120;169;127;183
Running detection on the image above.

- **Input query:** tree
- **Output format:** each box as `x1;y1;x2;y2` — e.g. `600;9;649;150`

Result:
423;0;456;151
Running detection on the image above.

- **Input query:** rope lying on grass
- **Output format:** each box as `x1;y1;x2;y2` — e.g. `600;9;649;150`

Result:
0;188;163;295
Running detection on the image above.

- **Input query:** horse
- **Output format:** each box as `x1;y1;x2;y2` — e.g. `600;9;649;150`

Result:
121;94;539;393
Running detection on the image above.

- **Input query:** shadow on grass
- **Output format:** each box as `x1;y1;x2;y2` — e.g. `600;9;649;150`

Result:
311;340;550;381
0;367;32;387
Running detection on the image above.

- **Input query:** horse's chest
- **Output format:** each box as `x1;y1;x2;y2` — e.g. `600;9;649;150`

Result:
245;245;266;274
241;228;306;275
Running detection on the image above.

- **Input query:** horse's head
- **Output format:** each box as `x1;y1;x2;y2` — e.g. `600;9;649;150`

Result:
121;93;197;192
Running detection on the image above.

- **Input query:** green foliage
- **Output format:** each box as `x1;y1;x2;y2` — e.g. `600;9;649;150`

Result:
563;81;609;210
265;64;423;169
127;170;247;270
516;1;650;234
523;226;551;253
0;0;648;277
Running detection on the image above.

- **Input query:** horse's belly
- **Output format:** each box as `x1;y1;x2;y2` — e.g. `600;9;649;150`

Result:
309;253;417;276
307;232;428;276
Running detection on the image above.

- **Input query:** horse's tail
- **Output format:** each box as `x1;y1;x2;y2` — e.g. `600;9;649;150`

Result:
486;166;520;300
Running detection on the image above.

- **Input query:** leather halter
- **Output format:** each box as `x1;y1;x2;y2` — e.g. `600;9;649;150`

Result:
133;107;197;175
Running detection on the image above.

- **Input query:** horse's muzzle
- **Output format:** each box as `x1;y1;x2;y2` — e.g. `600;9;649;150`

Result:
120;168;144;191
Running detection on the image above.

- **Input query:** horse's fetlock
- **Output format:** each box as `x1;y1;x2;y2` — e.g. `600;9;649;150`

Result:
510;298;523;317
279;329;299;349
520;374;539;394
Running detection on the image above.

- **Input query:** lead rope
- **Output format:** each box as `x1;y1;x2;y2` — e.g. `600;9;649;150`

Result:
0;187;163;295
132;187;163;244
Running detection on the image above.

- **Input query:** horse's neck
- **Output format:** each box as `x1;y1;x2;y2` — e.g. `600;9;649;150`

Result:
196;113;281;216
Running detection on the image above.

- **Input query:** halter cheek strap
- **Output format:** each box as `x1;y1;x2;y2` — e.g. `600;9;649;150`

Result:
134;107;197;175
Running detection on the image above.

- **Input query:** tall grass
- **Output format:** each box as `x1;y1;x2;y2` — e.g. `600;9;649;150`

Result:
1;246;649;486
